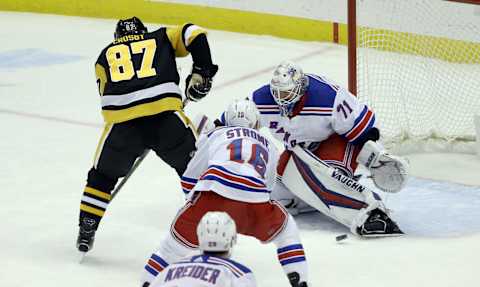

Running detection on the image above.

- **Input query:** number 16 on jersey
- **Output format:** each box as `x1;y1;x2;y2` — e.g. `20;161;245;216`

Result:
227;139;268;178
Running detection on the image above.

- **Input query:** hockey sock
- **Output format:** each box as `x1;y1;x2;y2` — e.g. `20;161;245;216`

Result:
79;186;111;228
79;168;117;228
271;214;309;284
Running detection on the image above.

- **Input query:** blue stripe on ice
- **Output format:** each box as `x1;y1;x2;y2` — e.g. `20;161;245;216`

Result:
293;176;480;238
0;49;84;69
385;177;480;237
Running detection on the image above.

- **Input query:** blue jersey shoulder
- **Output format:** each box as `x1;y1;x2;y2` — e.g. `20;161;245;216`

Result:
304;74;338;108
207;255;252;274
206;126;229;138
252;84;279;115
186;255;252;274
252;84;276;105
191;255;251;274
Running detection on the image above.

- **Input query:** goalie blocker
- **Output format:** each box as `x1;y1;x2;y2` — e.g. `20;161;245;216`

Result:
278;146;403;237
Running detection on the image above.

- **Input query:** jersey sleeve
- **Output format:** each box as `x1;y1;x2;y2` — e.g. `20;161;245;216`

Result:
181;133;209;195
166;23;207;57
95;63;107;97
331;87;376;144
265;140;280;191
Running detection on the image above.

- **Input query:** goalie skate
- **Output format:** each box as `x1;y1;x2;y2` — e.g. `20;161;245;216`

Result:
357;209;404;237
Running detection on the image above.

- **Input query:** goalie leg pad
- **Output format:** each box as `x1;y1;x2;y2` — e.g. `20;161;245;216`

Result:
271;177;316;215
283;147;386;234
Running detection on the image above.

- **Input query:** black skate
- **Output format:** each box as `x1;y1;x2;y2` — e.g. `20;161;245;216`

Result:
357;209;404;237
76;217;97;252
287;272;308;287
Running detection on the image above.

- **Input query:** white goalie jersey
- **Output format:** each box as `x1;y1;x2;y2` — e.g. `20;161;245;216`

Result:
181;126;279;203
150;255;256;287
252;73;376;149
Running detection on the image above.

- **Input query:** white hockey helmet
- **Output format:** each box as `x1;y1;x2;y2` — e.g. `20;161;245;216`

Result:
197;212;237;253
269;61;308;113
223;99;260;129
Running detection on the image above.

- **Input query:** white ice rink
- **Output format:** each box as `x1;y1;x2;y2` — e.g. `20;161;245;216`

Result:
1;12;479;287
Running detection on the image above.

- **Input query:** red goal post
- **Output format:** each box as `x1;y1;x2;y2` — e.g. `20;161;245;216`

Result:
347;0;480;153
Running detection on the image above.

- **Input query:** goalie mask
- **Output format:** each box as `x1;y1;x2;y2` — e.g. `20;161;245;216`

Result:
197;212;237;253
222;99;260;129
114;17;148;39
270;61;309;115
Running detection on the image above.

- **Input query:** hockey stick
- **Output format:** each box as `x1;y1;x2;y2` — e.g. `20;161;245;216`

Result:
111;98;192;200
79;149;148;261
111;149;149;199
79;149;150;261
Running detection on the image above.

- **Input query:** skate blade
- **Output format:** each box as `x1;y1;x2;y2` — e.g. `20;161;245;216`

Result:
78;251;87;264
360;232;405;238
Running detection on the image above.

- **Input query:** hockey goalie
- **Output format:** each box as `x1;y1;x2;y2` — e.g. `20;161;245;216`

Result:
249;61;409;237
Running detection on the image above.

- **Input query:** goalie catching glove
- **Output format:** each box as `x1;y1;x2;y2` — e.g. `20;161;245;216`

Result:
357;140;409;193
185;64;218;102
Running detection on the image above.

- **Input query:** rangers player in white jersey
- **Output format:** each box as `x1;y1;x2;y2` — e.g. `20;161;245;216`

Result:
149;212;256;287
251;61;408;237
142;99;309;287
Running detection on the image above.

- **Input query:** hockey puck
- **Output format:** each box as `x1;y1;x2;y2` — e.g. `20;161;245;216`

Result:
336;234;348;242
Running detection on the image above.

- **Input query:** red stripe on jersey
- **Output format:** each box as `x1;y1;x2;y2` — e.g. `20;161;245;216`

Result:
202;168;265;188
181;182;195;190
346;109;373;141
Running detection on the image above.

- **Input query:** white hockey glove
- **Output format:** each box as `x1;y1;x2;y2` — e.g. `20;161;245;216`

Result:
185;64;218;102
357;140;409;193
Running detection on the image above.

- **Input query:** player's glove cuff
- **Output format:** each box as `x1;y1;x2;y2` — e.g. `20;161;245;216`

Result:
357;140;383;168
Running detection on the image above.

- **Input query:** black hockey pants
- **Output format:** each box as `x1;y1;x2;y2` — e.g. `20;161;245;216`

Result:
79;111;196;228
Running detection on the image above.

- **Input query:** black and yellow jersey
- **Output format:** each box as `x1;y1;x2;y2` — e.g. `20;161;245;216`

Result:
95;23;207;123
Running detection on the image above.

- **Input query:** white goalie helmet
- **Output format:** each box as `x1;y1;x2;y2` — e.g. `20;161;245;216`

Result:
223;99;260;129
197;212;237;253
269;61;308;113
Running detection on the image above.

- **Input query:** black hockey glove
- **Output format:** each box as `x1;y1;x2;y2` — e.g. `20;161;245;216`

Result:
185;64;218;102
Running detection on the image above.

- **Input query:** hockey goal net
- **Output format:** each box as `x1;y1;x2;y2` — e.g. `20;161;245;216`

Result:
348;0;480;154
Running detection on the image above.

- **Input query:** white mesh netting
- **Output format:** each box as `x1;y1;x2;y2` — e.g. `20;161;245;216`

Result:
355;0;480;154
